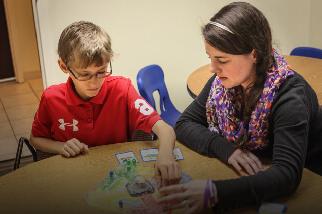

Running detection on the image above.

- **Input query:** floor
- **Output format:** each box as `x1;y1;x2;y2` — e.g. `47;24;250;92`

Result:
0;78;43;175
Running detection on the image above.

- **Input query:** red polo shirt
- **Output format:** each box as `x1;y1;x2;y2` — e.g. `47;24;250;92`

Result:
32;76;161;146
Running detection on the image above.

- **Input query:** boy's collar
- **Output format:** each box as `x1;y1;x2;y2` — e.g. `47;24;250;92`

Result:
65;78;107;106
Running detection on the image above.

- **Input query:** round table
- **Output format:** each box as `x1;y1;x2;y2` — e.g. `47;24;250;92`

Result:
0;141;321;213
187;56;322;104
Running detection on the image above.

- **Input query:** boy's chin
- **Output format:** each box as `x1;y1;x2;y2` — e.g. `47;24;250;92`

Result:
86;92;99;97
82;91;99;99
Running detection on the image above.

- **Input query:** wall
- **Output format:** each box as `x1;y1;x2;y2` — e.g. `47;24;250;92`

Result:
310;0;322;49
33;0;312;111
5;0;41;82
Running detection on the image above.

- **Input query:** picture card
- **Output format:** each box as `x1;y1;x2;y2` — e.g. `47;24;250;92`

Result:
115;151;138;165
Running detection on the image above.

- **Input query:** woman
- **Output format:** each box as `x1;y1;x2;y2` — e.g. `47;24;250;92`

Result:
158;2;322;213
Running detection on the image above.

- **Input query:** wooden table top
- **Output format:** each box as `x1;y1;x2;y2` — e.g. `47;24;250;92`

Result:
0;141;321;213
187;56;322;104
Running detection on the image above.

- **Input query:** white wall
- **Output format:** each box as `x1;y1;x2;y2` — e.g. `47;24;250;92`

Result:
33;0;313;111
310;0;322;49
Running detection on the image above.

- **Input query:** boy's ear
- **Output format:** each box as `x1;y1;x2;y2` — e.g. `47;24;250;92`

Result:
58;58;68;74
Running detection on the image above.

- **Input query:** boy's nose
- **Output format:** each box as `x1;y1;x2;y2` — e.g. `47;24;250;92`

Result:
87;75;100;86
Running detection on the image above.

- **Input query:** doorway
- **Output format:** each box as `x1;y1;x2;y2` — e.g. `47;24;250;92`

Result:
0;0;14;81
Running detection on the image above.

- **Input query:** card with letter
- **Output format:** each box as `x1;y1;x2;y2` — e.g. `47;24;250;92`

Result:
115;151;138;165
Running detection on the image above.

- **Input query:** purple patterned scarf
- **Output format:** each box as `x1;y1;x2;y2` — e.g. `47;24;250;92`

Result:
206;50;294;151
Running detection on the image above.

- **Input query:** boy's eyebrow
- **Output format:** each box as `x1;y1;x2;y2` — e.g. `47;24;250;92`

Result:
79;65;108;74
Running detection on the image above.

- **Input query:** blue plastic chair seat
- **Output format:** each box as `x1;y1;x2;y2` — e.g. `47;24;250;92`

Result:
290;47;322;59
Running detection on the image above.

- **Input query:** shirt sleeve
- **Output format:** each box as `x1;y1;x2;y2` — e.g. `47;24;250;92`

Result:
32;92;52;138
213;79;312;211
126;80;161;134
175;75;237;162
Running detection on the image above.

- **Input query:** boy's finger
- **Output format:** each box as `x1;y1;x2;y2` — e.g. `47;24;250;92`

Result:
73;139;84;150
82;144;89;153
167;164;176;185
172;165;181;184
67;142;81;154
64;146;76;156
62;150;70;158
159;166;169;186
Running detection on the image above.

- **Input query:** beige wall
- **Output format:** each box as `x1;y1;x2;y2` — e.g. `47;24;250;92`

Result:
310;0;322;49
4;0;40;82
33;0;316;111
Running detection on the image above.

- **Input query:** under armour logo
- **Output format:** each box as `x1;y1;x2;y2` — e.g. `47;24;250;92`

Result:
58;119;79;131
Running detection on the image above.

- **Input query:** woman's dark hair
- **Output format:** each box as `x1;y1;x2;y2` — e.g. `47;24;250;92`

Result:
202;2;273;146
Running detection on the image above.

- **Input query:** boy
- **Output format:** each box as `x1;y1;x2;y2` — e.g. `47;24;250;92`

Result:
31;21;180;185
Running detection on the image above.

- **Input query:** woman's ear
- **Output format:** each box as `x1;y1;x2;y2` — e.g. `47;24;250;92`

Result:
251;49;257;64
58;58;68;74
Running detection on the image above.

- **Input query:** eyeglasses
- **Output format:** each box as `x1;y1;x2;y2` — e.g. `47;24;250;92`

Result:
67;61;113;81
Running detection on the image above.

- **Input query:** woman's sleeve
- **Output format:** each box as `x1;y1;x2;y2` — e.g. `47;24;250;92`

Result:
175;76;237;162
213;83;311;210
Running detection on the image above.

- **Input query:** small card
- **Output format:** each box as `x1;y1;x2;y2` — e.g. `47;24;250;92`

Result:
140;148;184;162
115;151;138;165
141;148;159;162
173;148;184;160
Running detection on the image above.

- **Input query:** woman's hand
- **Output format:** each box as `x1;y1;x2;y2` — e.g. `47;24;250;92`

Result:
158;180;213;214
155;154;181;187
60;138;89;158
228;148;263;175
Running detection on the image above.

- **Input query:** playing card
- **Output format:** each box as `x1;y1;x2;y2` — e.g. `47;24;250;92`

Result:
140;147;184;162
140;148;158;162
115;151;138;165
173;147;184;160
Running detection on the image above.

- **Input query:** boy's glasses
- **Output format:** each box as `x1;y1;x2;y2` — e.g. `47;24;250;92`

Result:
67;62;113;81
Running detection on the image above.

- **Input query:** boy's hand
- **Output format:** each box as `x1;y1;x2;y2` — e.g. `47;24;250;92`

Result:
60;138;89;158
155;154;181;187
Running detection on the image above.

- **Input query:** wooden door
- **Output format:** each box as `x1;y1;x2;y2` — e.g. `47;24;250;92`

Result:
0;0;14;80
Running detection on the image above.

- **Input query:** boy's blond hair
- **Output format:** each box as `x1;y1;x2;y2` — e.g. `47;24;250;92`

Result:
58;21;113;68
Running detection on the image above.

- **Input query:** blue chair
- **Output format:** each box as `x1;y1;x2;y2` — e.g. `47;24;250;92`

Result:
137;64;181;127
290;46;322;59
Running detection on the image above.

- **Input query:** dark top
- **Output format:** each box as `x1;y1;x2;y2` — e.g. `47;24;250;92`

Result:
175;72;322;210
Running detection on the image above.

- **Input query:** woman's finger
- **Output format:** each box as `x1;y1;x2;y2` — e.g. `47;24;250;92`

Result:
186;202;200;214
159;184;187;197
242;153;259;173
247;152;263;169
165;199;189;210
158;192;188;204
229;158;242;173
236;156;255;175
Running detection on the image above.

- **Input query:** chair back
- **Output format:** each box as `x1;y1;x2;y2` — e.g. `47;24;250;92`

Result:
14;137;37;170
137;64;181;127
290;47;322;59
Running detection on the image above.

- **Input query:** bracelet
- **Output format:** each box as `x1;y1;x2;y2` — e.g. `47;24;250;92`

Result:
203;180;218;209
